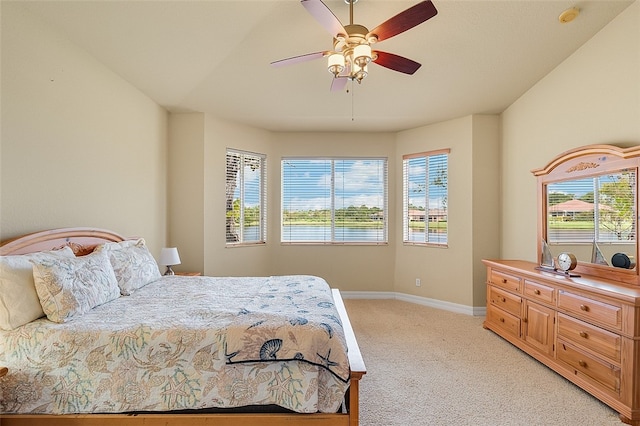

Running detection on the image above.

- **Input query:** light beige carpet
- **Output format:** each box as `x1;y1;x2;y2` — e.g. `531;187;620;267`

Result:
344;299;622;426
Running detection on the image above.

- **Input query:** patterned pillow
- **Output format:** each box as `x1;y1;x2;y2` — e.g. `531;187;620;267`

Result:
0;246;76;330
32;250;120;323
96;238;161;295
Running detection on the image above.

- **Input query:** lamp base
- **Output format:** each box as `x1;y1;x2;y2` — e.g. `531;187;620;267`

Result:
164;265;175;276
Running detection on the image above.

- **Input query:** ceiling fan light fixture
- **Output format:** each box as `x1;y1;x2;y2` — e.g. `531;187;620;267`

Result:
273;0;438;90
328;53;345;76
353;44;372;68
353;63;368;83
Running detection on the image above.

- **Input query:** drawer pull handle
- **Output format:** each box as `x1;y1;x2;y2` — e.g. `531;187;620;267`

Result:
580;305;590;312
523;318;528;323
578;360;587;368
500;297;506;303
499;318;505;323
579;331;588;338
533;289;541;295
501;279;507;284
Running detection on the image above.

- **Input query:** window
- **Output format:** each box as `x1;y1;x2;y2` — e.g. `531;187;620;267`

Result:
403;149;449;245
547;171;636;244
225;149;266;245
281;158;387;244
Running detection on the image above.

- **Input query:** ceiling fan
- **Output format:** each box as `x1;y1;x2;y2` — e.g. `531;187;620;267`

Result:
271;0;438;92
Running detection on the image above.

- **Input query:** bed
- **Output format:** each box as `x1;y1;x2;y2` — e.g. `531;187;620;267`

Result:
0;227;366;426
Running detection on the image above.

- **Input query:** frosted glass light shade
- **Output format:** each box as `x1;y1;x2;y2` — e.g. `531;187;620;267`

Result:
353;44;372;68
327;53;345;76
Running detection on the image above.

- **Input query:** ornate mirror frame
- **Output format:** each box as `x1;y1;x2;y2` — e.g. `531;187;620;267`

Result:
532;144;640;286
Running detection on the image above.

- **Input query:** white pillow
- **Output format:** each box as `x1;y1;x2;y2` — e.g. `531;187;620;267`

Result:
32;249;120;323
96;238;161;295
0;246;75;330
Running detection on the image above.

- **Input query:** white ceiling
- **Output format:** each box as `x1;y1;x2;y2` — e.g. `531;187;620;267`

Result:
12;0;635;132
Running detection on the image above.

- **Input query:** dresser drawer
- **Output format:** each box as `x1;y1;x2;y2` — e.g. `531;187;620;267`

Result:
489;269;521;293
557;313;621;363
487;304;520;338
557;340;621;394
489;286;521;316
524;279;554;305
557;290;622;330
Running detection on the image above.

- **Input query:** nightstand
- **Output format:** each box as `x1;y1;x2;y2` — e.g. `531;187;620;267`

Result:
174;272;201;276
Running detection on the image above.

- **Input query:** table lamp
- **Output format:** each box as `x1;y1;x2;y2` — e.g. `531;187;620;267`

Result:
159;247;181;275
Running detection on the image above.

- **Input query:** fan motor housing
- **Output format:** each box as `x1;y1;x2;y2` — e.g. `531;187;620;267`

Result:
334;24;374;54
345;24;368;38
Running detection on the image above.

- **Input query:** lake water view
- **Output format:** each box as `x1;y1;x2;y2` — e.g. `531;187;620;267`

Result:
282;226;385;242
239;226;447;243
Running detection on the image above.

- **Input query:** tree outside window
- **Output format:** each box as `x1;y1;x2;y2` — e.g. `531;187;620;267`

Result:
402;149;449;246
226;149;266;245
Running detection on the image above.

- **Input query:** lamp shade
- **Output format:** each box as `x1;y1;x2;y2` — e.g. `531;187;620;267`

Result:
353;44;372;67
159;247;181;266
327;53;345;76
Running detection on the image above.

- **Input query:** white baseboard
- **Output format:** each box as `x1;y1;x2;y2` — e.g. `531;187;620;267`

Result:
341;291;487;317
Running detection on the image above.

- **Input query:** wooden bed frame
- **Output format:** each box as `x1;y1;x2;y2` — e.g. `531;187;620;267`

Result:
0;228;366;426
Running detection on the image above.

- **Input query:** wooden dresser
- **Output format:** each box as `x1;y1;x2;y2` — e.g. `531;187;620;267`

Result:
483;259;640;425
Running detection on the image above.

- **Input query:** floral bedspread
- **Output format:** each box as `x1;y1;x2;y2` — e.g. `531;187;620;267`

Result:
0;275;350;414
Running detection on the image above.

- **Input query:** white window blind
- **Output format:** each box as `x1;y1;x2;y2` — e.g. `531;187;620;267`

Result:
226;149;266;245
281;158;387;244
403;149;449;246
547;171;636;244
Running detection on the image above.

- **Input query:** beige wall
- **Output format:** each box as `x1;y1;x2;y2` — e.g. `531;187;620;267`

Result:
1;3;168;256
169;113;500;302
167;113;274;276
203;115;274;277
395;115;500;308
170;122;397;291
471;115;502;306
501;1;640;263
167;113;205;273
170;117;498;303
269;132;397;292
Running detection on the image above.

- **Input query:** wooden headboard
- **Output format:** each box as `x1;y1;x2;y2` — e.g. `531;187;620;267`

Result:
0;228;126;256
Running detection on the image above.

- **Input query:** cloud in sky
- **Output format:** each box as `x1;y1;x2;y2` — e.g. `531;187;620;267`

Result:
283;159;385;211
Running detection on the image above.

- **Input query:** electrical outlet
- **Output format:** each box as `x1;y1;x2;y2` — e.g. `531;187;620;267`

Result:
415;278;421;287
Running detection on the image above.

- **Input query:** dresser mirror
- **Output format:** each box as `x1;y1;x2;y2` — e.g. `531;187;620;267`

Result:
532;145;640;286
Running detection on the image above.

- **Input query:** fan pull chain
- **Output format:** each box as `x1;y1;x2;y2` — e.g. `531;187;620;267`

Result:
351;81;355;122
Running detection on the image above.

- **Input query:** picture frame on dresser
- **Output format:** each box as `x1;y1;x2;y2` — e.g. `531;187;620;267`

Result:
484;144;640;426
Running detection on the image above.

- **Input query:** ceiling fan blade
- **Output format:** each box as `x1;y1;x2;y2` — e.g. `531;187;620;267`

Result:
367;1;438;43
271;51;327;68
301;0;347;38
373;51;422;75
330;77;349;92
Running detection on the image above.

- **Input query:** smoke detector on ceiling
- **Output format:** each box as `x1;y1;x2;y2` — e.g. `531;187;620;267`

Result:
559;7;580;24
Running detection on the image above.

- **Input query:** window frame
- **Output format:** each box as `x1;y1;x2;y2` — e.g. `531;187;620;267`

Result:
281;157;388;245
402;149;450;247
225;148;267;246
